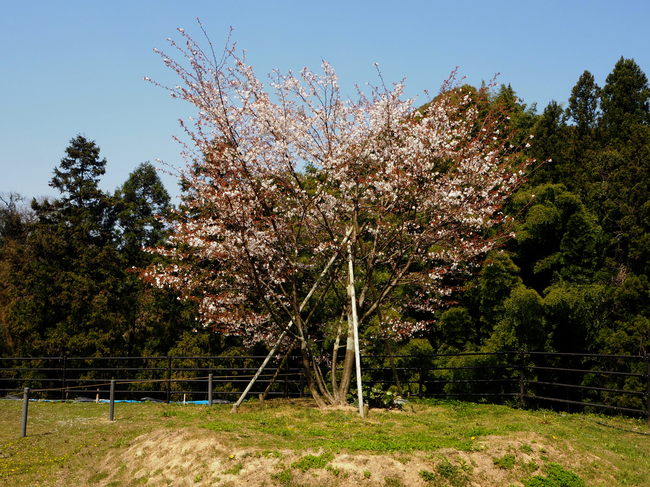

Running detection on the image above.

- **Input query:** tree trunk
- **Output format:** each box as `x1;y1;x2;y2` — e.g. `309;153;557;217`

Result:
336;306;356;404
331;311;345;401
299;337;326;409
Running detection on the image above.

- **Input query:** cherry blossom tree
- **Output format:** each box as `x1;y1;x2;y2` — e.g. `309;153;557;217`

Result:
140;25;532;412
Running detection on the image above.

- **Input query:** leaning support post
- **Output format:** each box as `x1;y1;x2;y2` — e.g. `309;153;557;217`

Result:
262;340;296;402
109;380;115;421
348;236;364;418
231;322;293;413
21;388;29;438
231;228;354;413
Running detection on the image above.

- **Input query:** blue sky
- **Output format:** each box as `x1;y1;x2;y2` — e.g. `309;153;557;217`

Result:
2;0;649;203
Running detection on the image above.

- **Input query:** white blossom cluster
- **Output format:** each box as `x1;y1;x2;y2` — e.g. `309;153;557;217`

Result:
140;28;530;369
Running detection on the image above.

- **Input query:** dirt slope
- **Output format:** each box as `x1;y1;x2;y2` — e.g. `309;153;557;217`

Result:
85;427;602;486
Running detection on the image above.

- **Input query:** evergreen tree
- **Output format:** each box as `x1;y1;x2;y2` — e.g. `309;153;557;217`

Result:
527;101;570;188
491;84;538;146
5;136;125;356
589;59;650;275
567;70;600;135
511;184;603;291
50;136;108;208
600;57;650;140
0;193;34;356
113;162;199;357
2;137;203;357
114;161;172;265
0;193;32;246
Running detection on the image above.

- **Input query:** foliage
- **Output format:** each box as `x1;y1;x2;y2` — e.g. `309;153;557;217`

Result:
0;137;200;358
567;70;600;135
2;136;125;356
600;57;650;138
114;161;172;264
348;384;400;409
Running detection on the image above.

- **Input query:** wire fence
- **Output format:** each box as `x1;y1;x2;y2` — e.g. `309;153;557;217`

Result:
1;351;648;423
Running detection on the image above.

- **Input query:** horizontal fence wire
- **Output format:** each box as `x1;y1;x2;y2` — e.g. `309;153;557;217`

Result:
0;351;648;422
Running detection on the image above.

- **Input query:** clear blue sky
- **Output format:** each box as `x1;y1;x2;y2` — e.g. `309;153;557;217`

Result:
2;0;649;203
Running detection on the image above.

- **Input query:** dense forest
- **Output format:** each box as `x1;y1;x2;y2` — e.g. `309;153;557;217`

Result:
1;56;649;362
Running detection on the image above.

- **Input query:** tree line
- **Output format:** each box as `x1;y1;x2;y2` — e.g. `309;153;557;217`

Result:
0;137;232;358
1;56;649;371
434;57;650;359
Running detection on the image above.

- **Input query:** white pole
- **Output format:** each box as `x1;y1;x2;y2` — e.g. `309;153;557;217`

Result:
347;235;364;418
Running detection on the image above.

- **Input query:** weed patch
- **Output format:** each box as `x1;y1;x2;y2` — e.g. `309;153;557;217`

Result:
270;468;294;484
222;462;243;475
524;463;586;487
420;469;436;482
384;474;406;486
493;453;516;469
88;470;110;483
290;451;334;472
436;457;472;486
520;443;534;454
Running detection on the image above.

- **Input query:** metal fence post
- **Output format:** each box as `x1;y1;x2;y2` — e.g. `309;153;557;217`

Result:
21;388;29;438
646;353;649;427
284;355;289;398
61;356;67;401
109;379;115;421
208;373;213;407
418;356;424;398
166;356;172;404
519;350;525;409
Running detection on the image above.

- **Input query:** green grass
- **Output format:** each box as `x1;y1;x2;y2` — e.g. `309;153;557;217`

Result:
0;397;649;485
